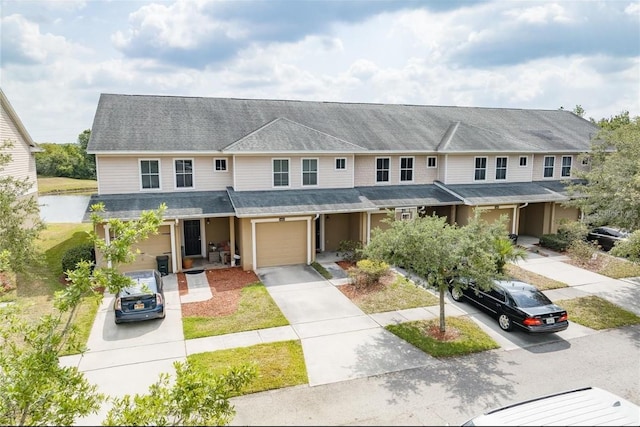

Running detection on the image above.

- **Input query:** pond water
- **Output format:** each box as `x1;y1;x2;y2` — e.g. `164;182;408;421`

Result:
39;195;91;223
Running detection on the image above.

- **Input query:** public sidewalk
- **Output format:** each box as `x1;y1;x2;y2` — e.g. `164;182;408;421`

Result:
515;249;640;316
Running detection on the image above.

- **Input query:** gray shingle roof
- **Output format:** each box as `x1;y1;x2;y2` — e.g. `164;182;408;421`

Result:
83;191;234;221
443;181;570;205
227;187;377;217
88;94;600;154
357;185;462;208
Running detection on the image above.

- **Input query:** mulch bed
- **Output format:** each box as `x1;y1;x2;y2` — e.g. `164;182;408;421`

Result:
179;267;260;317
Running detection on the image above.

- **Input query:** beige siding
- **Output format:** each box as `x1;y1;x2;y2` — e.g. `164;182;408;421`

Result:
256;221;306;267
96;155;233;194
354;155;438;186
531;154;580;181
551;204;580;233
233;155;353;191
443;154;533;184
0;106;38;195
324;213;351;251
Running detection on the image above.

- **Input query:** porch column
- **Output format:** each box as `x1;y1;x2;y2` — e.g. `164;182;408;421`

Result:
169;220;177;273
229;216;236;267
103;224;112;269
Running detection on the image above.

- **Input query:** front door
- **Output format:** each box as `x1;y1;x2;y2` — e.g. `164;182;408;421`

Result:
183;220;201;256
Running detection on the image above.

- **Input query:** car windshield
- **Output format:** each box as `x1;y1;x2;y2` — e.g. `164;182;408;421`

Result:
121;272;158;295
509;289;552;308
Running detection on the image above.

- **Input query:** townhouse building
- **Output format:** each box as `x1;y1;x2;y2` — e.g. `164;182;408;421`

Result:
85;94;599;273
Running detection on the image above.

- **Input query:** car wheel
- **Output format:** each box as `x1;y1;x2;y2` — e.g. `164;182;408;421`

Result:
498;314;512;332
450;288;464;302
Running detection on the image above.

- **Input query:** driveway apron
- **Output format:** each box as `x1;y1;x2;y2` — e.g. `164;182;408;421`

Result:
256;265;440;386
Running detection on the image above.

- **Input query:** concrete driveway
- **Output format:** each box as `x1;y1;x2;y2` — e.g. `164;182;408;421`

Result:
60;275;186;425
256;265;441;386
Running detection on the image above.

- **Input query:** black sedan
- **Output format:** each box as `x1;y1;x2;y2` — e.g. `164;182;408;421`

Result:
114;269;166;324
586;226;630;251
449;279;568;333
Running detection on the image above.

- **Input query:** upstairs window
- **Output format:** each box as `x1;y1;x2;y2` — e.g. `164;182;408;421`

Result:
376;157;390;182
543;156;555;178
495;157;507;180
335;158;346;170
474;157;487;181
302;158;318;186
400;157;414;182
175;159;193;188
561;156;572;177
140;160;160;189
427;156;437;168
273;159;289;187
214;158;227;172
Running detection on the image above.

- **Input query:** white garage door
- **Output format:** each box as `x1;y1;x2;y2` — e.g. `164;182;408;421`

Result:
256;220;307;267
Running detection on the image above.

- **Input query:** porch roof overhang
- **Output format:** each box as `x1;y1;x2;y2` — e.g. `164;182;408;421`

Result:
356;184;463;209
442;181;571;206
227;187;378;218
82;191;235;222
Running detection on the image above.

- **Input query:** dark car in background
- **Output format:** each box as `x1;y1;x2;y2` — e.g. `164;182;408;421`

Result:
449;279;568;333
114;269;165;324
586;226;630;251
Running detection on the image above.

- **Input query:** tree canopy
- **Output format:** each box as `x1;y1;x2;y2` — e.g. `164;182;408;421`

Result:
362;213;523;332
0;140;45;274
566;113;640;232
35;129;95;179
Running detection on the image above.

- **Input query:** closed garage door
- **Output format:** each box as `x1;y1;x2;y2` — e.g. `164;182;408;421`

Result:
122;225;172;273
256;220;307;267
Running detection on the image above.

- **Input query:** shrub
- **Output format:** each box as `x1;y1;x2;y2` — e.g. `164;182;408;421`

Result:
348;259;389;289
567;239;598;264
539;234;570;251
337;240;364;262
61;243;95;274
557;220;589;244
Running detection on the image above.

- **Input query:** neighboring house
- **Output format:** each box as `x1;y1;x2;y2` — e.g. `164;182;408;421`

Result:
0;88;41;209
85;94;599;273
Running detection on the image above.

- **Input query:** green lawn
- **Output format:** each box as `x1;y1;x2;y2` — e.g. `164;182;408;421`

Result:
557;295;640;330
188;340;307;395
182;283;289;339
38;176;97;195
5;222;100;355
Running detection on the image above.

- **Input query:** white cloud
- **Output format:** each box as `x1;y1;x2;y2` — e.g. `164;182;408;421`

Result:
112;0;245;51
504;3;575;24
1;14;88;65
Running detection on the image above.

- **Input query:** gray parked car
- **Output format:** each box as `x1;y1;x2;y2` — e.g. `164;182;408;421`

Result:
114;270;165;324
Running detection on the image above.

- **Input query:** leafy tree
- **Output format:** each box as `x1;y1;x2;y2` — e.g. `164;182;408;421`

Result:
363;212;517;333
0;140;45;274
35;129;95;179
103;361;256;426
566;115;640;233
2;202;254;425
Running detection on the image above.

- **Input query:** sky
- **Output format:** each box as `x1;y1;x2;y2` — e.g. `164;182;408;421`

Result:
1;0;639;144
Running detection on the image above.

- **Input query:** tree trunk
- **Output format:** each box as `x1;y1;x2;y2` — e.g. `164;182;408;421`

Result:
439;287;446;333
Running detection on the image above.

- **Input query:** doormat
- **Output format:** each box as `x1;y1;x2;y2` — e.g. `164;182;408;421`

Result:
185;269;205;275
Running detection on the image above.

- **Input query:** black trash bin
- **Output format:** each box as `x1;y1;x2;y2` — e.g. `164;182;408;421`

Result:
156;255;169;276
508;233;518;245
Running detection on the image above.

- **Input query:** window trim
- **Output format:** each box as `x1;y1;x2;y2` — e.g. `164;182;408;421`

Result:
399;156;415;182
375;157;391;183
272;158;290;188
301;158;319;187
214;158;228;172
174;158;195;189
474;156;488;181
495;156;508;180
139;158;161;191
335;157;347;170
561;155;572;177
519;156;528;167
427;156;437;168
543;155;555;178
